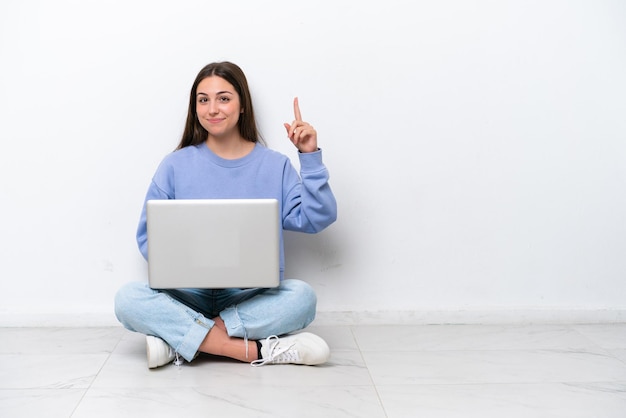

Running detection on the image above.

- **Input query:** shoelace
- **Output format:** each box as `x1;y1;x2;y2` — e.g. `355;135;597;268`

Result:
173;349;183;367
251;335;300;367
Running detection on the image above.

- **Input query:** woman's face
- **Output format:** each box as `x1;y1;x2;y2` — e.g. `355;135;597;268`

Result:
196;76;242;139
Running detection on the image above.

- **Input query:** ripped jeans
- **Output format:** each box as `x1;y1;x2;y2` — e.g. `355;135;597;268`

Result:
114;279;317;362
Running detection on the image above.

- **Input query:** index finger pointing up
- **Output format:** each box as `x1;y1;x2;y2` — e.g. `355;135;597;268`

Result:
293;97;302;121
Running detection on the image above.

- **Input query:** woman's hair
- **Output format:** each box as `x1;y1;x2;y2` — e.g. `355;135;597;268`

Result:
176;61;263;150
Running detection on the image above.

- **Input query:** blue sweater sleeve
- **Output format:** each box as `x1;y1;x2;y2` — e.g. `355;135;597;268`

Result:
282;149;337;233
136;178;172;261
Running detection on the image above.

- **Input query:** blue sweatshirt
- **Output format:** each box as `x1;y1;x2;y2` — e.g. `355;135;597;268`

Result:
136;142;337;279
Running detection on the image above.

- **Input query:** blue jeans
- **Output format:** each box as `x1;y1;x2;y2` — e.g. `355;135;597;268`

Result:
114;279;317;362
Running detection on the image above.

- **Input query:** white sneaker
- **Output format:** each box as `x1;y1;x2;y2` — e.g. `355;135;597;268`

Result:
146;335;176;369
251;332;330;367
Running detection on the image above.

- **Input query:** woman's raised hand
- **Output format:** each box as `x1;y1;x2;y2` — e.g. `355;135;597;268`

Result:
284;97;318;153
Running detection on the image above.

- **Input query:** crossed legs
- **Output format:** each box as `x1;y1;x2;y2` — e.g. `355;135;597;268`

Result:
115;279;318;363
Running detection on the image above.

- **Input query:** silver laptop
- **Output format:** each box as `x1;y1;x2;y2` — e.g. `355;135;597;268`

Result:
146;198;280;289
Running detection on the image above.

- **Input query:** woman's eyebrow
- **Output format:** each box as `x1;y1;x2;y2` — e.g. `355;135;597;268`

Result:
196;91;233;96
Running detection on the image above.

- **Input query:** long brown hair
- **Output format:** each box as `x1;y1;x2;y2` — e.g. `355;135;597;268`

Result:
176;62;263;150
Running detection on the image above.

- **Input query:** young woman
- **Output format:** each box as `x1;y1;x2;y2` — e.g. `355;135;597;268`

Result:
114;62;337;368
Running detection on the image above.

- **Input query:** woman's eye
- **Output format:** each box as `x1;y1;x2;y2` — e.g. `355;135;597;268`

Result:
198;97;207;103
218;96;230;103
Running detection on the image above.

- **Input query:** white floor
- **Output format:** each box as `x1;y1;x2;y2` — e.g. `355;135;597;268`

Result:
1;323;626;417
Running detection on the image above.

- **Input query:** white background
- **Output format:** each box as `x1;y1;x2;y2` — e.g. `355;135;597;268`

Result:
1;0;625;325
